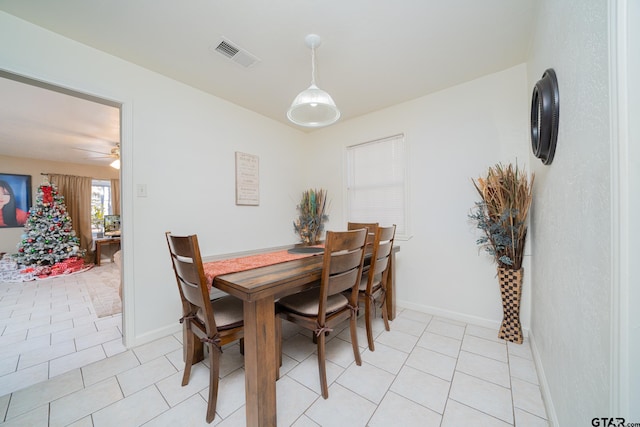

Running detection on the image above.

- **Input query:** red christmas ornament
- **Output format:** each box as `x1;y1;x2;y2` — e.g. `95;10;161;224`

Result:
42;185;54;204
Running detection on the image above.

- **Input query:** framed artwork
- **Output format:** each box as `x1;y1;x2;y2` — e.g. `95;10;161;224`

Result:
235;152;260;206
0;173;32;228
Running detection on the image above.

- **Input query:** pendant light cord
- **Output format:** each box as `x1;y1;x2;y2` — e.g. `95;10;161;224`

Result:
310;45;317;86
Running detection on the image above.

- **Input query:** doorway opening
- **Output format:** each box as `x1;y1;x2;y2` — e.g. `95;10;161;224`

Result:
0;68;125;330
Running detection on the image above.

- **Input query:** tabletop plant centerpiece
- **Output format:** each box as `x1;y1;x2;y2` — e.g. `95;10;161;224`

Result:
293;188;328;246
469;163;534;344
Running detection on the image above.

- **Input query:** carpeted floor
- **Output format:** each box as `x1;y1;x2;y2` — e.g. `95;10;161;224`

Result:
81;260;122;317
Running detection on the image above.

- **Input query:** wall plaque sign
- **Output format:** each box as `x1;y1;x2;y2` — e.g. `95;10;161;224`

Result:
235;152;259;205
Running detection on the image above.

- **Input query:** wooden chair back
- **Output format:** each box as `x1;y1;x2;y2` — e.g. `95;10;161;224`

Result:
366;225;397;293
165;232;219;339
347;222;378;248
318;228;368;325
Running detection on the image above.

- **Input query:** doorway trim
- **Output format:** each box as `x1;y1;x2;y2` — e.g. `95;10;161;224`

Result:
609;0;638;418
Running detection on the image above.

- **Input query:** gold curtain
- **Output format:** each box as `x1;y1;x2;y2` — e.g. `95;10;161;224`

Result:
49;174;93;262
111;178;120;215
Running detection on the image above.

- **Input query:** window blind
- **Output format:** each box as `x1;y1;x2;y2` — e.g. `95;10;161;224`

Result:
346;134;408;238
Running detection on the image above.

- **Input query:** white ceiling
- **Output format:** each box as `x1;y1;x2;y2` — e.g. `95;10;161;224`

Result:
0;0;535;166
0;73;121;167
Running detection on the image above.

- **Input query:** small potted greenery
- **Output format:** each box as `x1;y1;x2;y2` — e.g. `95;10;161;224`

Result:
469;163;534;343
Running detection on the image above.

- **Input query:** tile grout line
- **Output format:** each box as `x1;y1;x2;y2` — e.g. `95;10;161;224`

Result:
440;322;466;427
507;339;516;426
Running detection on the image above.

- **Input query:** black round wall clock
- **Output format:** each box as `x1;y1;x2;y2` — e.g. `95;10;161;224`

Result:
530;68;559;165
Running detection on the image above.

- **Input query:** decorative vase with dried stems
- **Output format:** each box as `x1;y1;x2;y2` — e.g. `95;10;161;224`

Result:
469;163;534;344
293;188;329;246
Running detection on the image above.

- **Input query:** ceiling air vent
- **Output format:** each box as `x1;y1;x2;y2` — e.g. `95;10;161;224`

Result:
212;38;260;68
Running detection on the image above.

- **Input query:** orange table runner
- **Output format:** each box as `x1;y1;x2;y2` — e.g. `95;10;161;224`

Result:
203;249;320;290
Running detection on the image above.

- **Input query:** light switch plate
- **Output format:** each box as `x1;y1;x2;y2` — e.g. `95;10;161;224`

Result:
136;184;147;197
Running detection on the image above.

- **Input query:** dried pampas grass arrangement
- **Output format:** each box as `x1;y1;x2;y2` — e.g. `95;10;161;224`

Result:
470;163;534;270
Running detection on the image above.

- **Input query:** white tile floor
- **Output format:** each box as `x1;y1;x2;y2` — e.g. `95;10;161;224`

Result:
0;270;550;426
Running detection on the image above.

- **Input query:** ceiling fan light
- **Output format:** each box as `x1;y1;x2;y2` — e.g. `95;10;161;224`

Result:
287;84;340;127
110;158;121;169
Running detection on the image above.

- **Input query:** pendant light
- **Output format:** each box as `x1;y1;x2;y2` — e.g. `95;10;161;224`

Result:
287;34;340;127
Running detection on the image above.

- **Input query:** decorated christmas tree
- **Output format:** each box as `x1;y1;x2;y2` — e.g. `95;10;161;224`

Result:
15;182;85;266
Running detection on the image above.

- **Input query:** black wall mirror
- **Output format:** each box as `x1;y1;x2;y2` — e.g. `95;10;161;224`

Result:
531;68;559;165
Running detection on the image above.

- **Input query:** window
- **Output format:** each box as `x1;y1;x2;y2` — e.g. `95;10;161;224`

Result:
91;180;113;234
346;134;409;239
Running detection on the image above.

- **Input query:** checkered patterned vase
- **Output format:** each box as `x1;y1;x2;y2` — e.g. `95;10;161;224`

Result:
497;267;523;344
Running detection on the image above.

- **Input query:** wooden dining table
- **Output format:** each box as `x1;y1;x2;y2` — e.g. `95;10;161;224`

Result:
211;246;398;427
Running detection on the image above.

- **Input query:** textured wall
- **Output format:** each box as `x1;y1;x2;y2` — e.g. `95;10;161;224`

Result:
527;0;611;425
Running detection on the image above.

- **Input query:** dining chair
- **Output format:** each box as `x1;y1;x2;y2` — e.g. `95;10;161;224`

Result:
358;224;396;351
276;228;367;399
165;232;244;424
347;222;378;251
347;222;378;277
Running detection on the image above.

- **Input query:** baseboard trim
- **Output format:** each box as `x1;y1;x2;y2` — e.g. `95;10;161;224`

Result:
528;330;560;427
397;299;530;337
127;323;182;349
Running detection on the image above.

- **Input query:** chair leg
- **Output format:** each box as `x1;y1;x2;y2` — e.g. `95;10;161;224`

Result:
381;298;391;331
239;338;245;355
206;344;221;424
312;329;329;344
182;330;195;386
364;297;375;351
275;316;282;380
317;332;329;399
350;312;362;366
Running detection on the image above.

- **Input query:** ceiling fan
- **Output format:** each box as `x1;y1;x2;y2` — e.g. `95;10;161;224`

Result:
73;143;120;169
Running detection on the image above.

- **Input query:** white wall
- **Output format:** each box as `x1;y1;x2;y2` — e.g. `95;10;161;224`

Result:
0;12;308;345
527;0;611;425
304;65;532;330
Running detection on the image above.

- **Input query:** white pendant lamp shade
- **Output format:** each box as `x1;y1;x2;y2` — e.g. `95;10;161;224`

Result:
287;84;340;127
287;34;340;128
110;158;120;170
